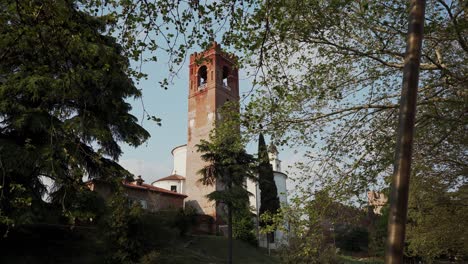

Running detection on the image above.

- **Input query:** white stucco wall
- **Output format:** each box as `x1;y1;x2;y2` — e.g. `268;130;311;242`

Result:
274;172;288;205
246;178;259;215
152;179;183;194
268;152;281;172
171;145;187;176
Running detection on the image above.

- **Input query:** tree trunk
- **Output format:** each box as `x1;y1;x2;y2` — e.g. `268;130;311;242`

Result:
385;0;425;263
228;203;233;264
267;232;271;256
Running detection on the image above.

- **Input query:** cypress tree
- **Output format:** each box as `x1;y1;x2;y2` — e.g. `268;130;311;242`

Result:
258;133;280;244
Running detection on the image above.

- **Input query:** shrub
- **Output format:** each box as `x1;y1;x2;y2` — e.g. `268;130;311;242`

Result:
233;208;258;246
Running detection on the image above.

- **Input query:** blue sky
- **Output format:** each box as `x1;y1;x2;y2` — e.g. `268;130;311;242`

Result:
119;50;191;184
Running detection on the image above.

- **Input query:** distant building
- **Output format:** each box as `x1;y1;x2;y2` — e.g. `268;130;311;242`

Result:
367;191;387;215
87;176;187;211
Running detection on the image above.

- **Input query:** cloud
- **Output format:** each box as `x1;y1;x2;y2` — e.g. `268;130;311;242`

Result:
119;159;171;184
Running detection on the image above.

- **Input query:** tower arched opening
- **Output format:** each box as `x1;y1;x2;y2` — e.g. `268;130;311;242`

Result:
198;65;208;90
222;66;230;89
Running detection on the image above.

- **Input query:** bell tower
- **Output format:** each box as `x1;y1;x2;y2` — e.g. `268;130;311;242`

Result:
185;42;239;218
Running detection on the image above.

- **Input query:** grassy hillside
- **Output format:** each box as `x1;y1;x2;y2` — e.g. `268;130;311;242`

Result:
152;235;279;264
0;224;386;264
0;226;277;264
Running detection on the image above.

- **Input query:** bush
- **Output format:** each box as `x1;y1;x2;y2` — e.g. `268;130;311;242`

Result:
102;192;144;263
172;206;197;236
139;250;161;264
336;225;369;252
233;208;258;246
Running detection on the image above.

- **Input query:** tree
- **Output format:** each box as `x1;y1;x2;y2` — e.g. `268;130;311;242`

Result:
232;204;258;246
405;174;468;261
197;105;256;263
271;190;351;263
196;107;256;264
233;0;466;198
196;1;465;260
385;1;425;261
257;133;280;247
0;0;149;229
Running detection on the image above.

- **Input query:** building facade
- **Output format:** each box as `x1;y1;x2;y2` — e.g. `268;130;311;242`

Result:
87;176;187;211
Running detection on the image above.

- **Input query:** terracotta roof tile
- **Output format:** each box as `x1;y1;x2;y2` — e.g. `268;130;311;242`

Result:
122;181;187;198
153;174;186;183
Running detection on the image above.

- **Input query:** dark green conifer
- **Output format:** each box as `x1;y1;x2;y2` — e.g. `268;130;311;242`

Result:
0;0;149;227
258;133;280;243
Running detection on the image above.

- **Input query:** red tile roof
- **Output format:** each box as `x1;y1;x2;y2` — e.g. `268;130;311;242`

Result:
122;181;187;198
153;174;186;183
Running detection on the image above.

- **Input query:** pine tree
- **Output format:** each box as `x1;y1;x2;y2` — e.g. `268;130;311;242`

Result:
0;0;149;228
258;133;280;245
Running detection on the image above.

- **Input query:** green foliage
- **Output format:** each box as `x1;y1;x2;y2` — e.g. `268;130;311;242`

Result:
103;188;145;263
50;184;107;225
139;250;161;264
170;207;197;237
196;103;257;210
257;133;280;229
405;176;468;262
233;206;258;246
102;189;180;263
368;206;389;257
274;190;367;263
196;104;257;262
336;226;369;253
140;235;279;264
0;0;149;230
275;192;333;263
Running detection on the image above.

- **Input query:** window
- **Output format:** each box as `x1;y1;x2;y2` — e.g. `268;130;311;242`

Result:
197;66;208;90
222;66;230;89
140;200;148;209
127;198;134;207
171;185;177;192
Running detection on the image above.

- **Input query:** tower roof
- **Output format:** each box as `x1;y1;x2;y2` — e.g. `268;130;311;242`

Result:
268;142;278;154
153;174;185;184
189;41;237;64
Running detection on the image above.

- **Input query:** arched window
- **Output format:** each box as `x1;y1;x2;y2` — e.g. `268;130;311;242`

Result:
198;66;207;90
222;66;230;89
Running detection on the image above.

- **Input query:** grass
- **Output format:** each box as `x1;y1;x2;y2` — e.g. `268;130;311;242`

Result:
0;225;107;264
1;224;388;264
339;254;384;264
0;226;277;264
155;235;279;264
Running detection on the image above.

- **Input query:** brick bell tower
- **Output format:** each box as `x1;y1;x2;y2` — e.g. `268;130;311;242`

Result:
185;42;239;219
